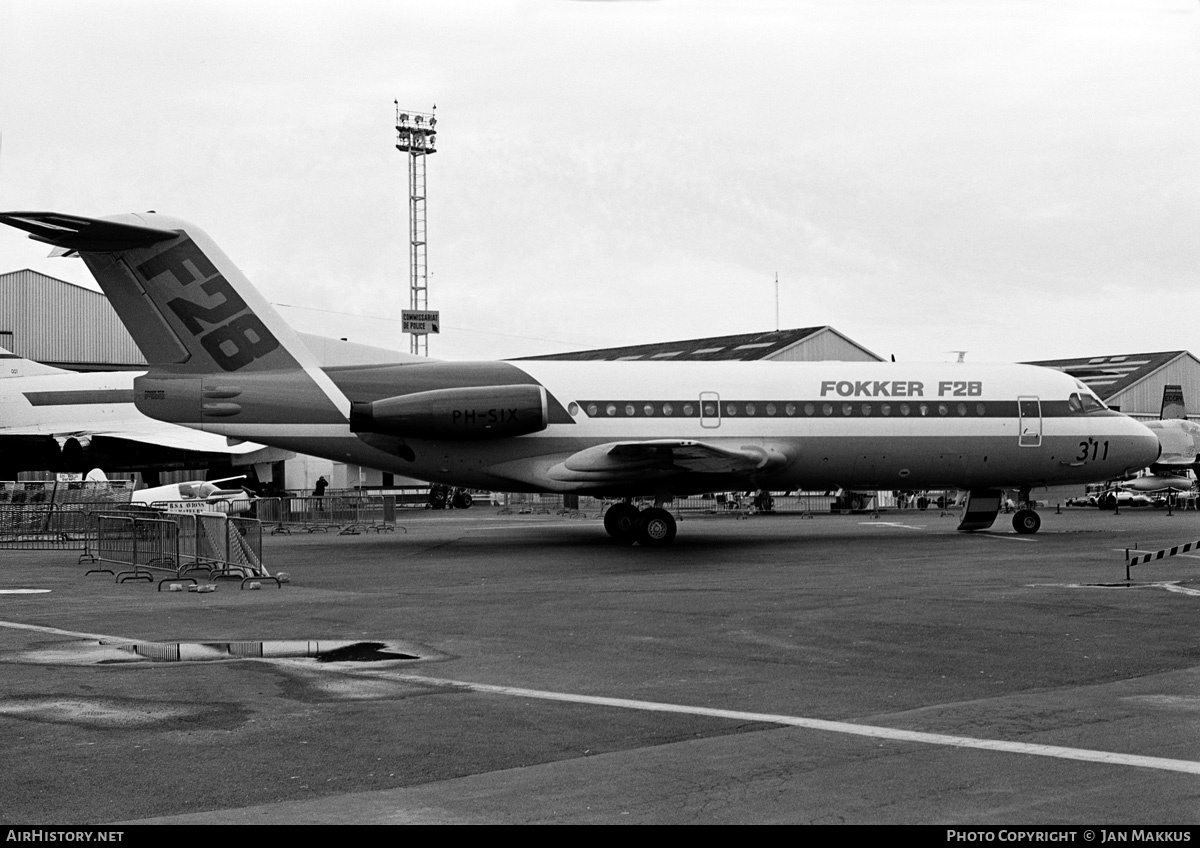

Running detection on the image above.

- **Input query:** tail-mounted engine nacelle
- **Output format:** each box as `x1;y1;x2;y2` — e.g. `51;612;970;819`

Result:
349;384;549;441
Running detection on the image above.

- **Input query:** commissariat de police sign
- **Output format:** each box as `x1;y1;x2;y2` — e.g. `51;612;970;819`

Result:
402;310;440;335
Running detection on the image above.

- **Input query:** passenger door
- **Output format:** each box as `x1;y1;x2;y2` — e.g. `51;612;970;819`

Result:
1018;396;1042;447
700;392;721;429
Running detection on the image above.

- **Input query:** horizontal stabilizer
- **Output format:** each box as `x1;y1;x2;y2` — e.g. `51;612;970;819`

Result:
0;211;177;251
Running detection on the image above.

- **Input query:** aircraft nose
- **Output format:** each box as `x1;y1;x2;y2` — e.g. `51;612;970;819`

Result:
1135;420;1164;467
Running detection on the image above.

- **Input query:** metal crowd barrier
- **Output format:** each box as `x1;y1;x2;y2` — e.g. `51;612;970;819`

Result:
90;513;180;583
0;481;135;550
87;511;269;586
253;495;400;535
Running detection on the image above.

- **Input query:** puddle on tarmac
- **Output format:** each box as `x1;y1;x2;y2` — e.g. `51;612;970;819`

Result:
15;640;420;665
108;640;419;663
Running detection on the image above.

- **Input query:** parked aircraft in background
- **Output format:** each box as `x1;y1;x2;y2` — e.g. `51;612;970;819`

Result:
0;210;1163;544
131;475;251;514
1118;385;1200;495
0;346;282;480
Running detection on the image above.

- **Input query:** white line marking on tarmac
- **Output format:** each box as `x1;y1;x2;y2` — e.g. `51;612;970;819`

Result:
0;589;51;594
977;533;1037;543
860;522;926;530
386;673;1200;775
0;620;126;641
1033;581;1200;598
464;523;580;532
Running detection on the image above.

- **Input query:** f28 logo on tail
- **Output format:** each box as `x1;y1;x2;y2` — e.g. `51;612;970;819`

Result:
135;239;280;372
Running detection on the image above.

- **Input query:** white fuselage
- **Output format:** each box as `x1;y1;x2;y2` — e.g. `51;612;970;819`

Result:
174;360;1162;497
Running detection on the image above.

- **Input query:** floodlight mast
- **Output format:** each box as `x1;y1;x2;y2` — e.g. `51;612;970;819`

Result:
395;102;437;356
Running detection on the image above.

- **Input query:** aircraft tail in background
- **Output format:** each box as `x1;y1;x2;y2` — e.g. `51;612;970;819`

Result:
0;211;349;430
0;346;69;378
1160;384;1186;420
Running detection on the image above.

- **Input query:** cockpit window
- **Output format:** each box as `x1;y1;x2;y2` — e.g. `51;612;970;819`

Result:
1071;381;1109;413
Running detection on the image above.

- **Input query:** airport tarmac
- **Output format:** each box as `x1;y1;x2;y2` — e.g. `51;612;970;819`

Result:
1;505;1199;825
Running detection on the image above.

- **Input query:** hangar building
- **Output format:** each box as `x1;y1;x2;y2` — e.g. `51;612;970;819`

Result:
519;326;884;363
0;270;145;370
1025;352;1200;421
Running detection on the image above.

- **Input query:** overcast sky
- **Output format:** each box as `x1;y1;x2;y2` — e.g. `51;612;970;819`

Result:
0;0;1197;363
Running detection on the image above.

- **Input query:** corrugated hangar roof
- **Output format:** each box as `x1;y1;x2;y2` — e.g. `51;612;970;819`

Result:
516;326;883;362
1025;351;1187;399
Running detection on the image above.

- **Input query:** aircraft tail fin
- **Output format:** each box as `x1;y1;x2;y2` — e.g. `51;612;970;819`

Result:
0;211;314;375
0;346;70;378
1160;385;1186;420
0;210;349;426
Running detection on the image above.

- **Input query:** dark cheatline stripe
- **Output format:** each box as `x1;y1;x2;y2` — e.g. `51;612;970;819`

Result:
24;390;135;406
576;399;1105;420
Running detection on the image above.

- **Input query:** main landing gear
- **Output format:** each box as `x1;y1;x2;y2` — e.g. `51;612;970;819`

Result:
603;502;677;547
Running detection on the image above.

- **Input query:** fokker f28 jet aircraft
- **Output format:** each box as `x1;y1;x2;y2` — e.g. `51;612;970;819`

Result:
0;211;1162;545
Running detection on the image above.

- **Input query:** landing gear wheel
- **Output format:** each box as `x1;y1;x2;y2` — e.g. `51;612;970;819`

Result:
1012;509;1041;534
637;507;677;547
604;503;642;542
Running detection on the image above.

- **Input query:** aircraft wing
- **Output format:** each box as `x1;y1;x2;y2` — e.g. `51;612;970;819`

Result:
548;439;790;483
88;427;270;455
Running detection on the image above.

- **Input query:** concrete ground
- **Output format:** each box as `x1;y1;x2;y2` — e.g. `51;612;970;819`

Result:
1;505;1198;824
